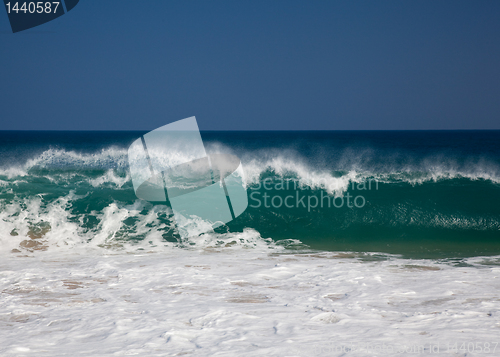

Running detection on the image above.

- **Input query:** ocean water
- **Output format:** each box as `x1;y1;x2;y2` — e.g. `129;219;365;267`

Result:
1;130;500;356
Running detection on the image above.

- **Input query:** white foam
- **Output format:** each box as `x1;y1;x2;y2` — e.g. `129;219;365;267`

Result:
1;145;499;188
0;250;499;356
242;154;358;195
88;170;130;188
25;147;129;170
0;189;288;255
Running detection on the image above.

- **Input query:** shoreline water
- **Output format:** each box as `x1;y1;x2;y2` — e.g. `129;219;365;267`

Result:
1;249;499;356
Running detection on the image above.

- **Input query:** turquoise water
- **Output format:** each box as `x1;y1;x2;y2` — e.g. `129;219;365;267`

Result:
1;130;499;258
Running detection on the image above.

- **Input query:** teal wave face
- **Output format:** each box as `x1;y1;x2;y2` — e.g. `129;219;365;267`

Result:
226;176;500;258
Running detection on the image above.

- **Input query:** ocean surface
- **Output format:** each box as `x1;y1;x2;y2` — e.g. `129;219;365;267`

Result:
0;130;499;257
1;130;500;356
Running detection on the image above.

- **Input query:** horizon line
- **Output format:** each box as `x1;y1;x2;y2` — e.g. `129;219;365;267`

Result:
1;128;500;132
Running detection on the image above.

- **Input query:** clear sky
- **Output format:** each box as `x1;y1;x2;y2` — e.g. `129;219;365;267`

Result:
1;0;499;130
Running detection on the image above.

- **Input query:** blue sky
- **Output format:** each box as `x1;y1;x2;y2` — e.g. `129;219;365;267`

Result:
1;0;499;130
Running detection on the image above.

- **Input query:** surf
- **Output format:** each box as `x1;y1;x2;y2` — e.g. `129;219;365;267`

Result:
0;130;499;258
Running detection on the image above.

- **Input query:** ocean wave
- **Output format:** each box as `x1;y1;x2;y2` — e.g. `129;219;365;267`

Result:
0;145;499;191
0;144;499;257
1;183;499;257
